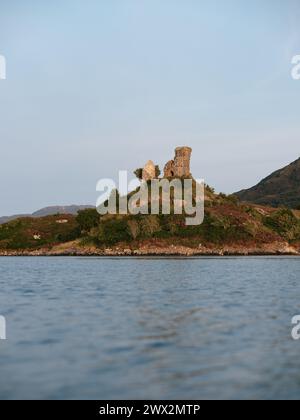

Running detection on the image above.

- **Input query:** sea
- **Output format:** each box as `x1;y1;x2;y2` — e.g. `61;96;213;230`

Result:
0;256;300;400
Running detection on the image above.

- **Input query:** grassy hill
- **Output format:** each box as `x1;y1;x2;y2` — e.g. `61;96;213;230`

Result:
0;214;79;250
0;205;93;225
1;186;300;255
235;158;300;209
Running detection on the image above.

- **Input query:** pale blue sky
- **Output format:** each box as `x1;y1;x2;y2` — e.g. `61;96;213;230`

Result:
0;0;300;215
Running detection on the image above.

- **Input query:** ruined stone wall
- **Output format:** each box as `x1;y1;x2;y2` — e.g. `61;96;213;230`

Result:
142;160;156;181
174;147;192;177
164;147;192;178
164;160;175;177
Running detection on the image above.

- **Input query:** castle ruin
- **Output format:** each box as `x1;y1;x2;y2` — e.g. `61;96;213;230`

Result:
164;147;192;178
141;146;192;181
142;160;156;181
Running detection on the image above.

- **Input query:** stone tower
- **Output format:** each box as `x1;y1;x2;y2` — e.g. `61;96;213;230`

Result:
164;147;192;178
142;160;156;181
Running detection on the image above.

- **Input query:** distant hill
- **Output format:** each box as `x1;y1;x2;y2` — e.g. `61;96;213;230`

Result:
235;158;300;209
0;205;94;225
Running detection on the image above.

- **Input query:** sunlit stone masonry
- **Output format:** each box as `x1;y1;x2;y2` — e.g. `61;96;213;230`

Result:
164;146;192;178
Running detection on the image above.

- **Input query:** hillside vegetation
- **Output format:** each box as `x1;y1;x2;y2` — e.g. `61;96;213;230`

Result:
0;205;93;225
0;214;79;250
235;157;300;208
1;187;300;254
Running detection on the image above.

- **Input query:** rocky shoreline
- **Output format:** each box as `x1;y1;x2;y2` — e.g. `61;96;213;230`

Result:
0;240;299;257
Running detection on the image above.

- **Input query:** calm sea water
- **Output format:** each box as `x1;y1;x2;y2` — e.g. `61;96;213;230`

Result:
0;256;300;400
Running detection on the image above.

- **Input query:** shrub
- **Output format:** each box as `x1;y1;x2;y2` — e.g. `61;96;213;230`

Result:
139;215;161;237
55;227;80;243
127;219;140;239
97;218;131;245
227;194;239;205
76;208;100;233
134;168;143;180
263;208;300;241
155;165;161;178
205;184;215;194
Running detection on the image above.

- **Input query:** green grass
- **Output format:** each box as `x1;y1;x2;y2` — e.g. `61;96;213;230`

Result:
0;215;79;250
2;184;300;251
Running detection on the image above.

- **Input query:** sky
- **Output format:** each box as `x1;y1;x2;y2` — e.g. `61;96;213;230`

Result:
0;0;300;215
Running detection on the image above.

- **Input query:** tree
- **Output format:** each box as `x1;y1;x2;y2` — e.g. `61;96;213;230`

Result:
134;168;143;180
76;208;100;232
155;165;161;178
